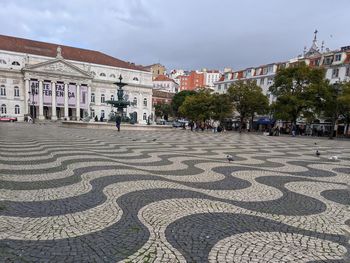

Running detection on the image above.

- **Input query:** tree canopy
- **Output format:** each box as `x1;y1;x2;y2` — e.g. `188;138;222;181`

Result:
227;80;269;130
171;90;196;117
269;63;326;123
154;103;172;121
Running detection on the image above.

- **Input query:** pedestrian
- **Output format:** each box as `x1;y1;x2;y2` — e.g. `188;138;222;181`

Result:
115;114;121;132
189;120;194;131
213;120;218;133
292;123;296;137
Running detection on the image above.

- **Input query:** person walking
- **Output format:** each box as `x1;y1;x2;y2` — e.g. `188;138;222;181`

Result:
115;114;122;132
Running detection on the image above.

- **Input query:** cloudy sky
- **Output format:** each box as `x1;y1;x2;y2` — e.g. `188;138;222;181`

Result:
0;0;349;71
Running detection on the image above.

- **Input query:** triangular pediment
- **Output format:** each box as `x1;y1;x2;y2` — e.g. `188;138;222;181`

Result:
23;58;92;78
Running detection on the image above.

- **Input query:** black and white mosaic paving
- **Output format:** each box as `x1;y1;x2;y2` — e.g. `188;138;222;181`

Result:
0;123;349;262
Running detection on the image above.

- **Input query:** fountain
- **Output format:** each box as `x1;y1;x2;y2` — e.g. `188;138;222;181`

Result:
106;75;135;123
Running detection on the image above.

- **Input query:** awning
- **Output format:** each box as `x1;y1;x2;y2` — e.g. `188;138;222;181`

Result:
257;118;273;125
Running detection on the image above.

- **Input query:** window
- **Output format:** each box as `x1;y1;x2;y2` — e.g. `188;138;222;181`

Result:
100;73;106;77
14;105;20;114
324;57;332;65
143;98;147;107
332;68;339;78
101;94;105;103
0;85;6;96
218;84;221;90
101;110;105;118
110;74;116;78
91;93;95;103
0;59;6;64
335;54;342;61
346;66;350;77
91;109;95;117
260;78;265;85
111;95;114;101
1;104;6;114
143;113;147;120
11;61;20;66
133;97;137;106
14;86;19;97
133;77;139;81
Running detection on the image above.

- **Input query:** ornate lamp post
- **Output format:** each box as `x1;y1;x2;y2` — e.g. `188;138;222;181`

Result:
329;80;341;139
28;83;38;123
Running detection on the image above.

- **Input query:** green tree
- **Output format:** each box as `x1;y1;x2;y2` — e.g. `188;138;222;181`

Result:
269;63;326;125
171;90;196;117
228;80;269;132
178;90;213;121
339;82;350;136
154;103;172;121
210;93;234;122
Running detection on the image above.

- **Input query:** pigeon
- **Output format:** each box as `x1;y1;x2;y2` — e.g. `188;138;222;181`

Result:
226;155;234;162
316;150;321;156
329;156;338;161
152;139;157;141
132;139;137;141
314;142;317;145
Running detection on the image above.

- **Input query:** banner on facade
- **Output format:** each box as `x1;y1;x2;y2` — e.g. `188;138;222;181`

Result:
28;81;87;109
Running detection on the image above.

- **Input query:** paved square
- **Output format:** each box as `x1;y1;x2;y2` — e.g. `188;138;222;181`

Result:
0;123;349;262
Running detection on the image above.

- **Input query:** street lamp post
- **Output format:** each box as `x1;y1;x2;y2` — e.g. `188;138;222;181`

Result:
28;84;38;124
329;80;341;139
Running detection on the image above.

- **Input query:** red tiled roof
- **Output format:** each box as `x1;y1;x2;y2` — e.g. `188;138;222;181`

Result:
218;75;225;81
153;75;175;82
0;34;146;71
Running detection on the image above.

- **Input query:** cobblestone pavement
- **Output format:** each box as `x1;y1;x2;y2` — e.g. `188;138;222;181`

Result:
0;122;349;262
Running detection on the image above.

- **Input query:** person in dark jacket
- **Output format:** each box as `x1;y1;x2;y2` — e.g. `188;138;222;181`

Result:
115;114;122;132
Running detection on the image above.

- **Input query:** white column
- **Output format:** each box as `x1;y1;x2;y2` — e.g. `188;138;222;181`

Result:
51;81;57;120
64;83;69;120
24;78;30;115
76;83;80;120
38;80;44;120
87;84;91;117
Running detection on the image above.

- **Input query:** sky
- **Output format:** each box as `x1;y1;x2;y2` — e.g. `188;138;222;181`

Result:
0;0;349;71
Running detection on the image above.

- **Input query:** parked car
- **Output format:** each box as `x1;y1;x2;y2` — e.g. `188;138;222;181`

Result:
0;116;17;122
173;120;188;128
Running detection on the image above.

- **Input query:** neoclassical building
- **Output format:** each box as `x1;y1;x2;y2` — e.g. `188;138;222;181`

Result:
0;35;153;123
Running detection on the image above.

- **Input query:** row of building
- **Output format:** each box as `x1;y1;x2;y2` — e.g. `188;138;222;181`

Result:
1;33;349;123
213;33;350;102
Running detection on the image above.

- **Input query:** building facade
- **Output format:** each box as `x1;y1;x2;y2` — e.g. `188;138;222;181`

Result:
152;75;179;93
143;63;166;80
214;33;350;104
179;71;205;91
202;69;221;89
0;35;153;123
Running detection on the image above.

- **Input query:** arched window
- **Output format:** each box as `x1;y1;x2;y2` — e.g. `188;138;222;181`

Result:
0;59;6;64
111;95;114;101
133;77;139;81
101;94;105;103
1;104;6;114
14;86;19;97
143;113;147;120
143;98;147;107
91;93;95;103
133;97;137;106
15;105;20;114
100;73;106;77
11;61;20;66
0;85;6;96
91;109;95;117
110;74;116;78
